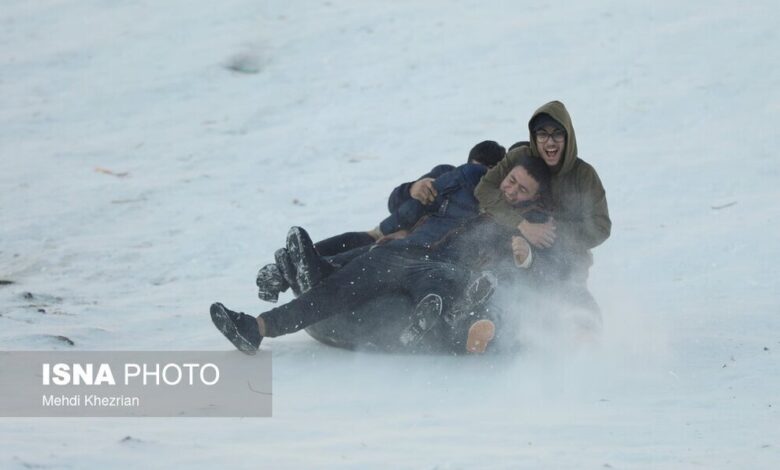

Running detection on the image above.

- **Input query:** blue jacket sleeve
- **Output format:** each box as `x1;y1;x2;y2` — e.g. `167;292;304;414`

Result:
379;164;485;234
432;163;486;196
379;199;426;235
386;164;456;213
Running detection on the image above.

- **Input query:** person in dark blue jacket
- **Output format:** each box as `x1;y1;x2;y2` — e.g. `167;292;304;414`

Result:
210;153;559;355
256;140;506;301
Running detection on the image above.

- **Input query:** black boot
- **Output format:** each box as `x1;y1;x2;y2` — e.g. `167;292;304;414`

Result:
465;271;497;308
444;271;498;353
275;248;300;297
286;227;332;294
210;302;263;355
444;271;497;326
256;263;288;303
399;293;443;347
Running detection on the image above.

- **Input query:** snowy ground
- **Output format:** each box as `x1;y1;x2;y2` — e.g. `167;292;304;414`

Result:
1;0;779;468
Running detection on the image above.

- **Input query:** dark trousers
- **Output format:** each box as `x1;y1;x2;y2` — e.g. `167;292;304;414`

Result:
314;231;376;257
260;246;471;337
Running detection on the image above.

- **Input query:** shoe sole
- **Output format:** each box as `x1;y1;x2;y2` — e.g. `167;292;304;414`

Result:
467;272;497;307
286;227;319;293
210;303;258;355
256;264;284;303
400;294;443;346
275;248;300;296
444;272;497;326
466;319;495;354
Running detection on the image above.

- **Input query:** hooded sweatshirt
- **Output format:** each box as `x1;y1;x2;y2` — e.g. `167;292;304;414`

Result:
474;101;611;281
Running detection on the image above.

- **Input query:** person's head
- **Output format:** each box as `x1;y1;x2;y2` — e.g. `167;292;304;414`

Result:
499;153;551;206
530;113;566;169
507;141;530;152
467;140;506;168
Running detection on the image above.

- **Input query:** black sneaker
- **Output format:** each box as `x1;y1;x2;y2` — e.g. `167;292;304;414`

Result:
256;263;288;303
465;271;497;307
399;293;443;346
210;302;263;355
275;248;300;297
445;271;497;326
286;227;330;294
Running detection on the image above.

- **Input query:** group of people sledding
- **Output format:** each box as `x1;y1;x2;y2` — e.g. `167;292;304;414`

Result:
209;100;611;355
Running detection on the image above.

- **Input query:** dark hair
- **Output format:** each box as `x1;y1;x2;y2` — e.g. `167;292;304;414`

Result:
507;141;530;152
512;152;552;208
468;140;506;167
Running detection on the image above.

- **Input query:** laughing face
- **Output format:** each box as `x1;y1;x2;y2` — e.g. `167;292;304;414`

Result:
534;125;566;168
499;166;540;206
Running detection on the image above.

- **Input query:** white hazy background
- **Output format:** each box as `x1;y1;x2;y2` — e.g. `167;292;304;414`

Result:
1;0;778;468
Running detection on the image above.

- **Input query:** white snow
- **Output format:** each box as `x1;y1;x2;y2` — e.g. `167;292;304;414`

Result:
1;0;779;468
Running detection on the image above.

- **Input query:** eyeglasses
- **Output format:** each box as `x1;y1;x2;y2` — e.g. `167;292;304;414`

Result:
535;129;565;143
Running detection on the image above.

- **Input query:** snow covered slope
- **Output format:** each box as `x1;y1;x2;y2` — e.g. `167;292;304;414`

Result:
1;0;778;468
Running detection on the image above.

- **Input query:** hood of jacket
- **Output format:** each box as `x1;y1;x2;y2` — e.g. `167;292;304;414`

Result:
527;100;578;176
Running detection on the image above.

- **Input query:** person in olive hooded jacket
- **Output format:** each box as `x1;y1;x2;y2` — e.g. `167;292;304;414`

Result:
475;101;611;304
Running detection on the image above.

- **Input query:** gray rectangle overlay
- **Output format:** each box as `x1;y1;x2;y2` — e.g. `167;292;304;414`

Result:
0;351;271;417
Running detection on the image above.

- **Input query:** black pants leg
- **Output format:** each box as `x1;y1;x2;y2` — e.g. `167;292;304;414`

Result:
325;244;372;269
260;247;471;337
314;231;376;257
